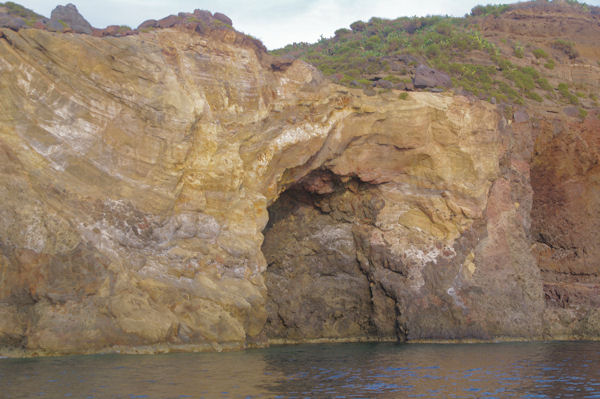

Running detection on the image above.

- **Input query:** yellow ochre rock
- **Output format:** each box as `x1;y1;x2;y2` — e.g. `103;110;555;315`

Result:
0;26;560;355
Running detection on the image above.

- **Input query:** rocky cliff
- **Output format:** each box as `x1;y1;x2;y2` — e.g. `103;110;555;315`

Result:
0;3;599;356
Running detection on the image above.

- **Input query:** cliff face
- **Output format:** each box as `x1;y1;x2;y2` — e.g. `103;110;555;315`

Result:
0;16;597;355
531;116;600;337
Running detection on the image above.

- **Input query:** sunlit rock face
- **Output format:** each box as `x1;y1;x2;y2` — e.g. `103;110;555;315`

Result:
0;24;596;356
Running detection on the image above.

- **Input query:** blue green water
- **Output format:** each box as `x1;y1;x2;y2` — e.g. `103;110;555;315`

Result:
1;341;600;398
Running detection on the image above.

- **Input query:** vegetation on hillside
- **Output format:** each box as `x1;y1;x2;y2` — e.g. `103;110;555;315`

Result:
0;1;45;26
1;2;43;18
271;1;593;108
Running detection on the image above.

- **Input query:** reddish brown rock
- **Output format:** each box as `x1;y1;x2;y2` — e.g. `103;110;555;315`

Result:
531;115;600;338
94;25;135;37
138;19;158;30
157;15;179;29
193;9;213;20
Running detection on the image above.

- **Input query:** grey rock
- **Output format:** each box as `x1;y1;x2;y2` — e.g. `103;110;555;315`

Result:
375;79;393;89
413;64;452;89
396;54;420;65
514;109;530;123
0;15;25;31
562;106;580;118
363;88;377;96
48;3;92;34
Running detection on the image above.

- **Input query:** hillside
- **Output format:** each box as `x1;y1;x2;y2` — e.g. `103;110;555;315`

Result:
272;1;600;116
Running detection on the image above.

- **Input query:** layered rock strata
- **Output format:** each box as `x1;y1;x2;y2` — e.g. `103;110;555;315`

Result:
0;21;597;355
531;116;600;338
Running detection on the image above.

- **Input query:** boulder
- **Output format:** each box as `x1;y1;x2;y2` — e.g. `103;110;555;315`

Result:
396;54;420;65
270;56;295;72
48;3;92;34
0;15;25;31
96;25;134;37
375;79;393;89
413;64;452;89
157;15;179;29
193;9;213;22
138;19;158;30
213;12;232;26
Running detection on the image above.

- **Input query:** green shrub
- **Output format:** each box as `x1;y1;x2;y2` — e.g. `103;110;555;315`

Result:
383;75;403;83
470;4;511;17
536;77;553;91
334;28;351;37
579;108;588;119
270;10;567;107
513;43;524;58
552;39;579;59
525;90;543;102
558;83;579;105
532;48;549;59
1;1;43;19
350;21;366;32
399;92;409;100
503;68;535;91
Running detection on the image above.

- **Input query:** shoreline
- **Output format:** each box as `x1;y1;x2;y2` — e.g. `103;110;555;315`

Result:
2;335;600;359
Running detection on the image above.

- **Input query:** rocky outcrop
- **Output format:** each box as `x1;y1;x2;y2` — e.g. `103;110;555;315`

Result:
413;64;452;89
0;4;598;356
0;3;237;40
47;3;92;34
0;14;24;30
213;12;232;26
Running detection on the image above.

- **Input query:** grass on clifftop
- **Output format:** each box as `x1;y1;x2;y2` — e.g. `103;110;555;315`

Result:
270;2;592;107
0;2;44;19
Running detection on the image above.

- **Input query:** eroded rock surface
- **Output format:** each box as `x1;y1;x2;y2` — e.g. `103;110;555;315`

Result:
0;18;598;356
531;115;600;338
47;3;91;34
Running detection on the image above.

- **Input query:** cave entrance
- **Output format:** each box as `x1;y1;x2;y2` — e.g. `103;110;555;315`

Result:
261;169;399;343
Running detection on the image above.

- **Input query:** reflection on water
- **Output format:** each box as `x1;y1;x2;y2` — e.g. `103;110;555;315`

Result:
1;341;600;398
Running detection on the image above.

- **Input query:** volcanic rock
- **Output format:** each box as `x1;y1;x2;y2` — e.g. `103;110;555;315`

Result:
213;12;232;26
47;3;92;34
0;15;25;30
413;64;452;89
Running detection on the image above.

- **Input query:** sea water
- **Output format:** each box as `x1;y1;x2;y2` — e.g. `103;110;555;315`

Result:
1;341;600;398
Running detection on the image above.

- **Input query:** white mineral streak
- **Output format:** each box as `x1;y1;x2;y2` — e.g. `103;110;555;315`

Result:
311;225;354;258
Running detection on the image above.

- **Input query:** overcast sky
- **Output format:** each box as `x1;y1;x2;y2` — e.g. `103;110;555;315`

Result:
13;0;600;49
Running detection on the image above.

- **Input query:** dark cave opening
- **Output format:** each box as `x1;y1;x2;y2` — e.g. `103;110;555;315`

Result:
261;169;400;342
